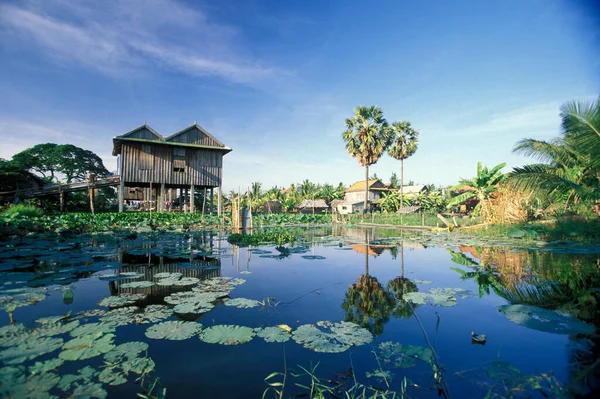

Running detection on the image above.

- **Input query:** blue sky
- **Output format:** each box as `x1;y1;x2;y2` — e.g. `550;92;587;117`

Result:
0;0;598;192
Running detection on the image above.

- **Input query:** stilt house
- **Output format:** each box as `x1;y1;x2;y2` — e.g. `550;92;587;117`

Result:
112;123;232;213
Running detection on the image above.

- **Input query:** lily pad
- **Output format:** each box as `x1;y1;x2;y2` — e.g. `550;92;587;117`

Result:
200;325;255;345
70;322;116;338
497;304;595;334
292;321;372;353
121;281;155;289
132;305;173;324
29;358;65;374
301;255;326;260
33;320;80;337
145;321;202;340
100;306;139;326
0;336;63;364
224;298;262;308
255;326;291;343
378;341;432;368
98;294;146;308
60;333;116;361
1;371;60;399
0;323;29;347
57;366;98;391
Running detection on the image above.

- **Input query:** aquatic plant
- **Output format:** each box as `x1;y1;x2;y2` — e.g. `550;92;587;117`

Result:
0;336;63;364
98;294;146;308
60;333;116;361
377;341;432;369
145;321;202;340
291;321;372;353
200;324;255;345
224;298;262;308
255;326;291;343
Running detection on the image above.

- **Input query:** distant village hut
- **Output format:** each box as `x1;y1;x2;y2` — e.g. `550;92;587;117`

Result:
263;200;282;214
296;199;329;214
336;179;390;214
112;123;232;213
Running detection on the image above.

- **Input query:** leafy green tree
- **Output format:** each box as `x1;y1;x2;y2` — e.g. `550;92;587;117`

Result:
389;172;399;189
299;179;319;199
12;143;109;183
508;97;600;210
317;183;343;203
447;161;506;217
388;121;419;207
342;106;392;215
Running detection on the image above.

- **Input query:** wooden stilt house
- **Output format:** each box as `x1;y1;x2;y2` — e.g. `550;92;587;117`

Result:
112;123;232;213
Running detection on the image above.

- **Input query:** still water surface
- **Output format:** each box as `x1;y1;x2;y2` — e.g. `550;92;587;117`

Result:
1;227;598;398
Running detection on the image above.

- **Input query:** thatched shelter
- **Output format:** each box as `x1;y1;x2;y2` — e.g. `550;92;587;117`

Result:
296;199;329;214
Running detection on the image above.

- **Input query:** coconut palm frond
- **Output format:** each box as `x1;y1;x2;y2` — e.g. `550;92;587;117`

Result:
561;97;600;168
507;164;591;202
492;280;572;308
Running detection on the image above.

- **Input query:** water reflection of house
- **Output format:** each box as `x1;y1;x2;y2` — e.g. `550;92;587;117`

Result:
110;253;221;305
351;244;385;257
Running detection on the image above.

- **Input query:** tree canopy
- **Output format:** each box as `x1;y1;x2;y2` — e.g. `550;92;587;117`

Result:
12;143;109;183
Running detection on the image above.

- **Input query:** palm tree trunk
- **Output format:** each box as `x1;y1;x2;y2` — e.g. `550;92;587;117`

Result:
400;241;405;278
364;165;369;218
400;159;404;208
364;230;369;275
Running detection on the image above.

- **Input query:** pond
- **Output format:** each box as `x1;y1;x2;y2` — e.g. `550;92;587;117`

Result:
1;226;599;398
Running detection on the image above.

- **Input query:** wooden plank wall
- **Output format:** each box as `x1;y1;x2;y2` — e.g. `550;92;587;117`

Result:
121;142;223;187
166;127;223;147
125;127;161;140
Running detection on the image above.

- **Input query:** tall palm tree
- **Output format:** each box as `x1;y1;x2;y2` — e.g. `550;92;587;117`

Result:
342;106;392;216
447;161;506;218
508;97;600;210
388;121;419;208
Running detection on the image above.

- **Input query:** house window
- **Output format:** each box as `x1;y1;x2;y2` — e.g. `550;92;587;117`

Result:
342;206;347;210
172;147;186;172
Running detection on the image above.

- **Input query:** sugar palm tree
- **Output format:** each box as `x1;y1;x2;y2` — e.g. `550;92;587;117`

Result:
388;121;419;208
447;161;506;218
342;106;392;216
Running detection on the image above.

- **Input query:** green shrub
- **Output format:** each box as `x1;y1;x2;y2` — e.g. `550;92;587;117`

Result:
1;203;44;218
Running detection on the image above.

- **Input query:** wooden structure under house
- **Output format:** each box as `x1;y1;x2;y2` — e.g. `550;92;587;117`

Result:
112;123;232;213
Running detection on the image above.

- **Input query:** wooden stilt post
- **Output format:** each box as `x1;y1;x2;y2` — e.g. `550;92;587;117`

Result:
179;189;183;213
210;188;214;215
202;188;206;216
89;186;95;215
118;179;124;213
190;185;195;213
59;184;64;213
160;183;165;213
217;186;222;217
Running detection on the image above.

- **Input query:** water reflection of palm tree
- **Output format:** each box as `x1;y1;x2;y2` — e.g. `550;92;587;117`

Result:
387;242;418;318
342;231;395;336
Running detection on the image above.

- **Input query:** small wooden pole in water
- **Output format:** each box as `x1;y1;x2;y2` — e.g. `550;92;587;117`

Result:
88;187;94;215
59;184;64;213
421;212;425;226
190;185;195;213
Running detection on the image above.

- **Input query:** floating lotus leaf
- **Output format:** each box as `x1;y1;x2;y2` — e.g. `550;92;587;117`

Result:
98;368;127;386
120;272;143;277
497;304;595;334
301;255;326;260
57;366;98;391
98;294;146;308
224;298;261;308
430;287;474;299
0;323;29;347
100;306;139;326
70;382;107;398
99;272;143;281
121;281;155;288
33;320;80;337
35;312;72;325
60;333;116;361
105;341;148;363
164;291;220;305
1;371;60;399
200;324;255;345
122;356;155;375
255;326;291;343
132;305;173;324
366;369;394;383
239;271;252;275
248;249;272;254
429;294;457;307
403;292;428;305
70;322;116;338
0;336;63;364
154;272;182;279
29;358;64;374
413;279;434;285
173;302;214;314
145;321;202;340
292;321;372;353
0;287;48;311
76;309;106;318
378;341;432;369
229;278;246;286
157;276;199;286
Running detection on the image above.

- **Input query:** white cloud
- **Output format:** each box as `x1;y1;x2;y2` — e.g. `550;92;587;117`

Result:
0;1;281;84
